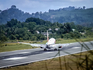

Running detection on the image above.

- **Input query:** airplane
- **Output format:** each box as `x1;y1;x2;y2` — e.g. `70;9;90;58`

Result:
19;30;71;51
40;30;62;51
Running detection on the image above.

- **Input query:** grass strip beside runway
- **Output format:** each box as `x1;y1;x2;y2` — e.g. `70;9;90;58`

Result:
0;43;36;52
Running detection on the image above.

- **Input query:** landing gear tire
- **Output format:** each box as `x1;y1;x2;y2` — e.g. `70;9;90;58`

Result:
44;48;47;51
54;48;57;51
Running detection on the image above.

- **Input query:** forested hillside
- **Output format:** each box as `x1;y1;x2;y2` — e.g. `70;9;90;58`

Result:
0;5;93;27
0;17;93;41
0;5;31;24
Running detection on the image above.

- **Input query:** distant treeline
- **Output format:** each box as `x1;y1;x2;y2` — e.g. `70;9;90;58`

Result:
0;17;93;41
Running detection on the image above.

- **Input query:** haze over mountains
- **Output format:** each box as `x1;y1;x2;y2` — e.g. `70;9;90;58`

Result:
0;5;93;26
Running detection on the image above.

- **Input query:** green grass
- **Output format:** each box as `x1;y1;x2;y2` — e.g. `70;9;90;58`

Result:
56;37;93;43
35;37;93;44
0;43;36;52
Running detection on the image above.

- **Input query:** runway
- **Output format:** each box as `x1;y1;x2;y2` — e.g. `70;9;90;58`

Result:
0;41;93;68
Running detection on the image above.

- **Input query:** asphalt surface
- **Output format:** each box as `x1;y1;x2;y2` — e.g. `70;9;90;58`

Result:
0;41;93;68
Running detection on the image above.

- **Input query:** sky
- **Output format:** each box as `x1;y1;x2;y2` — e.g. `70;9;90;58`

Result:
0;0;93;14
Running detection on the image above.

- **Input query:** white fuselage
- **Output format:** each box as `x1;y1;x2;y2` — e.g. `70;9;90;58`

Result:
46;38;55;45
41;31;62;50
44;38;60;50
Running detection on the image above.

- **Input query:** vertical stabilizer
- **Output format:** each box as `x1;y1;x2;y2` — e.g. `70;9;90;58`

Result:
47;30;49;42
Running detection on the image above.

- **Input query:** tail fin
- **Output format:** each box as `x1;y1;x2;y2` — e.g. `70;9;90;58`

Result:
47;30;49;42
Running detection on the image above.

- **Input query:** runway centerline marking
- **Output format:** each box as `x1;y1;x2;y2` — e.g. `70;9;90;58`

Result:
72;47;80;49
20;52;30;54
3;57;27;60
44;52;54;54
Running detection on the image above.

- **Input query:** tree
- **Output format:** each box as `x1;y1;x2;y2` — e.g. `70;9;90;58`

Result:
31;36;37;41
63;33;72;39
76;25;84;32
27;22;36;33
64;23;72;33
69;22;76;29
0;28;7;47
23;34;29;40
6;19;19;27
70;31;82;38
9;34;16;40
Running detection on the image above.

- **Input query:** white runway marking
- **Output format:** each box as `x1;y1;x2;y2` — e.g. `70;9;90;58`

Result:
73;47;80;49
44;52;54;54
20;52;29;54
4;57;27;60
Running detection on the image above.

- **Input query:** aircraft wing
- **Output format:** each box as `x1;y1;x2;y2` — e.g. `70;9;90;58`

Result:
19;42;45;47
19;42;72;49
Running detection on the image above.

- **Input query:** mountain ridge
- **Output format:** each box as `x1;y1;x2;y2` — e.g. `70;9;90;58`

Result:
0;5;93;26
